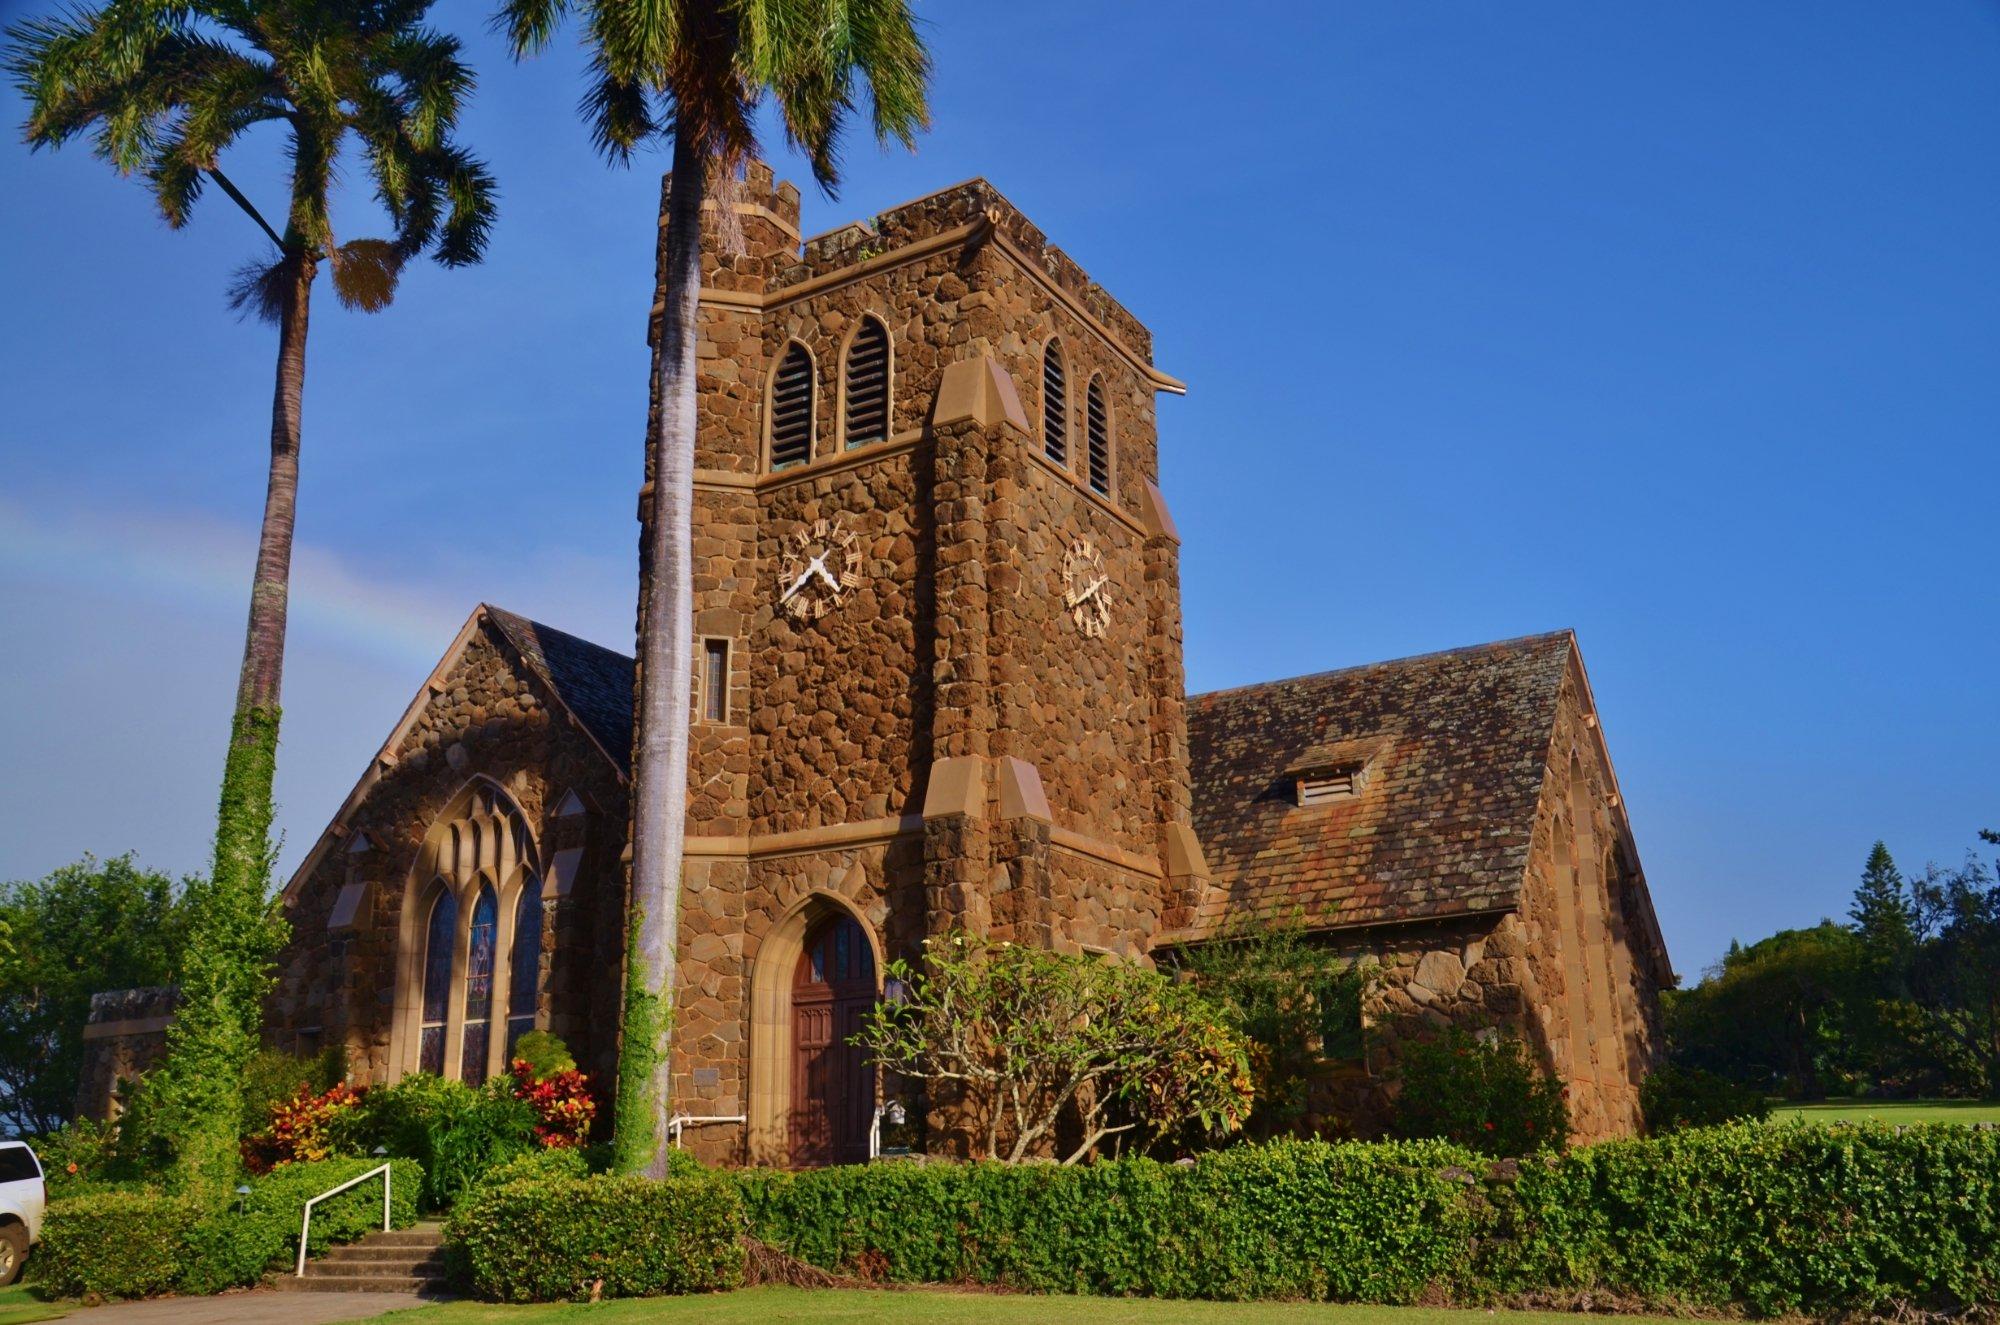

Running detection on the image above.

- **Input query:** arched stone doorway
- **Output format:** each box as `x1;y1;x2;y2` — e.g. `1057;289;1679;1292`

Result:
746;891;883;1166
789;914;877;1166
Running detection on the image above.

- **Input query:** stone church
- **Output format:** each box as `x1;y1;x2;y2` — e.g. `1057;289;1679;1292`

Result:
230;165;1672;1164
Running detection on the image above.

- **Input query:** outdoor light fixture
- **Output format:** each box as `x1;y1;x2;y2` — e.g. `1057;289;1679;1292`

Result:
373;1146;388;1157
234;1183;251;1215
868;1099;908;1160
883;976;909;1004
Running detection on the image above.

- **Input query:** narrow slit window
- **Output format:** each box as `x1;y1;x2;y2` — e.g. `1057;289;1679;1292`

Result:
1085;378;1110;495
702;638;729;722
769;344;814;470
1042;341;1067;465
843;317;890;449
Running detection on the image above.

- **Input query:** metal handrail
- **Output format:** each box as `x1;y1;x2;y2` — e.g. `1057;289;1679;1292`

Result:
666;1114;746;1148
295;1162;393;1277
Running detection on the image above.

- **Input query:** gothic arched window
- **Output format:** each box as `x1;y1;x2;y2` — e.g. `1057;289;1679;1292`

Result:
460;884;499;1084
1042;340;1068;465
842;316;891;449
418;888;458;1076
769;343;815;470
506;874;544;1059
1085;377;1111;496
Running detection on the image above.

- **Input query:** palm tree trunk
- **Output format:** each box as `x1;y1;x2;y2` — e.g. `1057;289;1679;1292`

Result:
615;135;704;1178
166;248;313;1198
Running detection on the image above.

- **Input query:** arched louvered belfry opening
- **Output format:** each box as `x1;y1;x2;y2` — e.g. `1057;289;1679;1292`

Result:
769;342;815;470
1042;339;1068;465
842;316;891;449
1085;377;1111;495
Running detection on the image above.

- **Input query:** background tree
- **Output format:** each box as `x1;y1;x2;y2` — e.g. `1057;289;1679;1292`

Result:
1904;850;2000;1094
0;856;187;1137
7;0;497;1195
493;0;928;1176
1662;921;1865;1098
1850;840;1915;987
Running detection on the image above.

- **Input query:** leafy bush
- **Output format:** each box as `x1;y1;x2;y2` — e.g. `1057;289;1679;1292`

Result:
1389;1029;1567;1157
509;1030;575;1079
333;1073;536;1209
1489;1121;2000;1315
181;1155;419;1293
1640;1064;1770;1133
739;1139;1484;1301
29;1189;195;1299
508;1058;597;1148
856;932;1254;1162
242;1080;363;1173
31;1118;121;1198
447;1170;744;1301
239;1046;346;1137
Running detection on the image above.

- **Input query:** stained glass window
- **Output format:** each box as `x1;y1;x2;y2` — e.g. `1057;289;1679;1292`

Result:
461;885;498;1084
506;875;543;1060
419;887;457;1076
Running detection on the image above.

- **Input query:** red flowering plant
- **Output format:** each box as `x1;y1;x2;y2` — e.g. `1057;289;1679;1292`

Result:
506;1031;596;1147
242;1081;364;1173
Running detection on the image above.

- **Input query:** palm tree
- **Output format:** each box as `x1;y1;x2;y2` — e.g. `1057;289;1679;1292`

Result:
494;0;929;1175
6;0;497;1196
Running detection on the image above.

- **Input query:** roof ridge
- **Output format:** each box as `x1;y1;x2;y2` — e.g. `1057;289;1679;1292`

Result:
1191;629;1575;703
481;602;634;666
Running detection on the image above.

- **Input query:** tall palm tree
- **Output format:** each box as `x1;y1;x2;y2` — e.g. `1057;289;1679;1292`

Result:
494;0;929;1175
7;0;497;1196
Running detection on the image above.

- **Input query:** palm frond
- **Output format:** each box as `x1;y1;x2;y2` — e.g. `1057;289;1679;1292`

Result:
225;249;290;324
491;0;572;59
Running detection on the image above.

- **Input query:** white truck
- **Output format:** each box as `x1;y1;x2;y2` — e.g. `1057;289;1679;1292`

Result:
0;1141;45;1286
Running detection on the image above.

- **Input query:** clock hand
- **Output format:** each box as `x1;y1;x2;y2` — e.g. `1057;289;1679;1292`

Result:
812;560;842;592
1067;576;1107;609
780;560;817;602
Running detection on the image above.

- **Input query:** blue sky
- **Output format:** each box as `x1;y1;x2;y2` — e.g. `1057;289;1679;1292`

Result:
2;1;1995;979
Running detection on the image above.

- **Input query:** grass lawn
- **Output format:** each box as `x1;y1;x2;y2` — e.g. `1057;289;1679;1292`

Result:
1768;1098;2000;1125
385;1286;1681;1325
0;1285;64;1325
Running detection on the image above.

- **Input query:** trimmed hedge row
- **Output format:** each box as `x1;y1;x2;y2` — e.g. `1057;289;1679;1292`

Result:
31;1156;421;1300
739;1125;2000;1315
739;1138;1478;1302
446;1169;743;1301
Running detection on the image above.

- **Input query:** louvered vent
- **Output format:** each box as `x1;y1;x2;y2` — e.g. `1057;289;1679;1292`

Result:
769;345;814;469
1042;343;1067;464
1297;765;1365;806
843;318;890;449
1085;379;1110;495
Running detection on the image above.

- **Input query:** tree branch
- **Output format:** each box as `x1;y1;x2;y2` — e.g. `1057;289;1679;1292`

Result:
207;167;287;251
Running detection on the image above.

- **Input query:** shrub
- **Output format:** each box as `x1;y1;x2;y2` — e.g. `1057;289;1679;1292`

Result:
31;1118;122;1198
29;1189;195;1299
239;1046;346;1138
242;1080;363;1173
1640;1064;1770;1133
509;1030;576;1079
334;1072;536;1209
447;1170;744;1301
856;932;1254;1162
1489;1121;2000;1315
1388;1029;1567;1157
508;1058;597;1148
739;1139;1485;1301
180;1154;421;1293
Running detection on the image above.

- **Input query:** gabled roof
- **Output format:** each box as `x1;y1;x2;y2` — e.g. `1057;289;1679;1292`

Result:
1185;632;1575;935
281;605;634;902
483;606;635;773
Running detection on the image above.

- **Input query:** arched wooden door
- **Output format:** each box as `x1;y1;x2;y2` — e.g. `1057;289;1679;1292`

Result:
789;915;877;1167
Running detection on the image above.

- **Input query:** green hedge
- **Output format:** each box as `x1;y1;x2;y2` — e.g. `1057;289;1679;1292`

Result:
446;1170;744;1302
739;1126;2000;1315
31;1189;197;1299
1490;1122;2000;1316
738;1139;1480;1301
29;1156;422;1300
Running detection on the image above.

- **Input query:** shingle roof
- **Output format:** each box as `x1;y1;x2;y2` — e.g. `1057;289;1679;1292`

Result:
485;606;636;774
1186;631;1575;935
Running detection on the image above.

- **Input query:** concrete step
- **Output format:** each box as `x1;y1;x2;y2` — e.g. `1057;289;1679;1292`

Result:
270;1272;452;1295
321;1244;448;1264
307;1255;446;1278
355;1229;445;1249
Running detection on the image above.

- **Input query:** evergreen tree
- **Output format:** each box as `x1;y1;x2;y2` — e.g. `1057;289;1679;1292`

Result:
1851;840;1915;986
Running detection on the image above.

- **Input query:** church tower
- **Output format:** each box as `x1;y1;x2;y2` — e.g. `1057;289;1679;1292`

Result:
637;163;1209;1164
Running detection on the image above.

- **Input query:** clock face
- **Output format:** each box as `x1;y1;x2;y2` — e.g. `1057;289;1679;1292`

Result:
777;517;862;622
1062;536;1111;638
